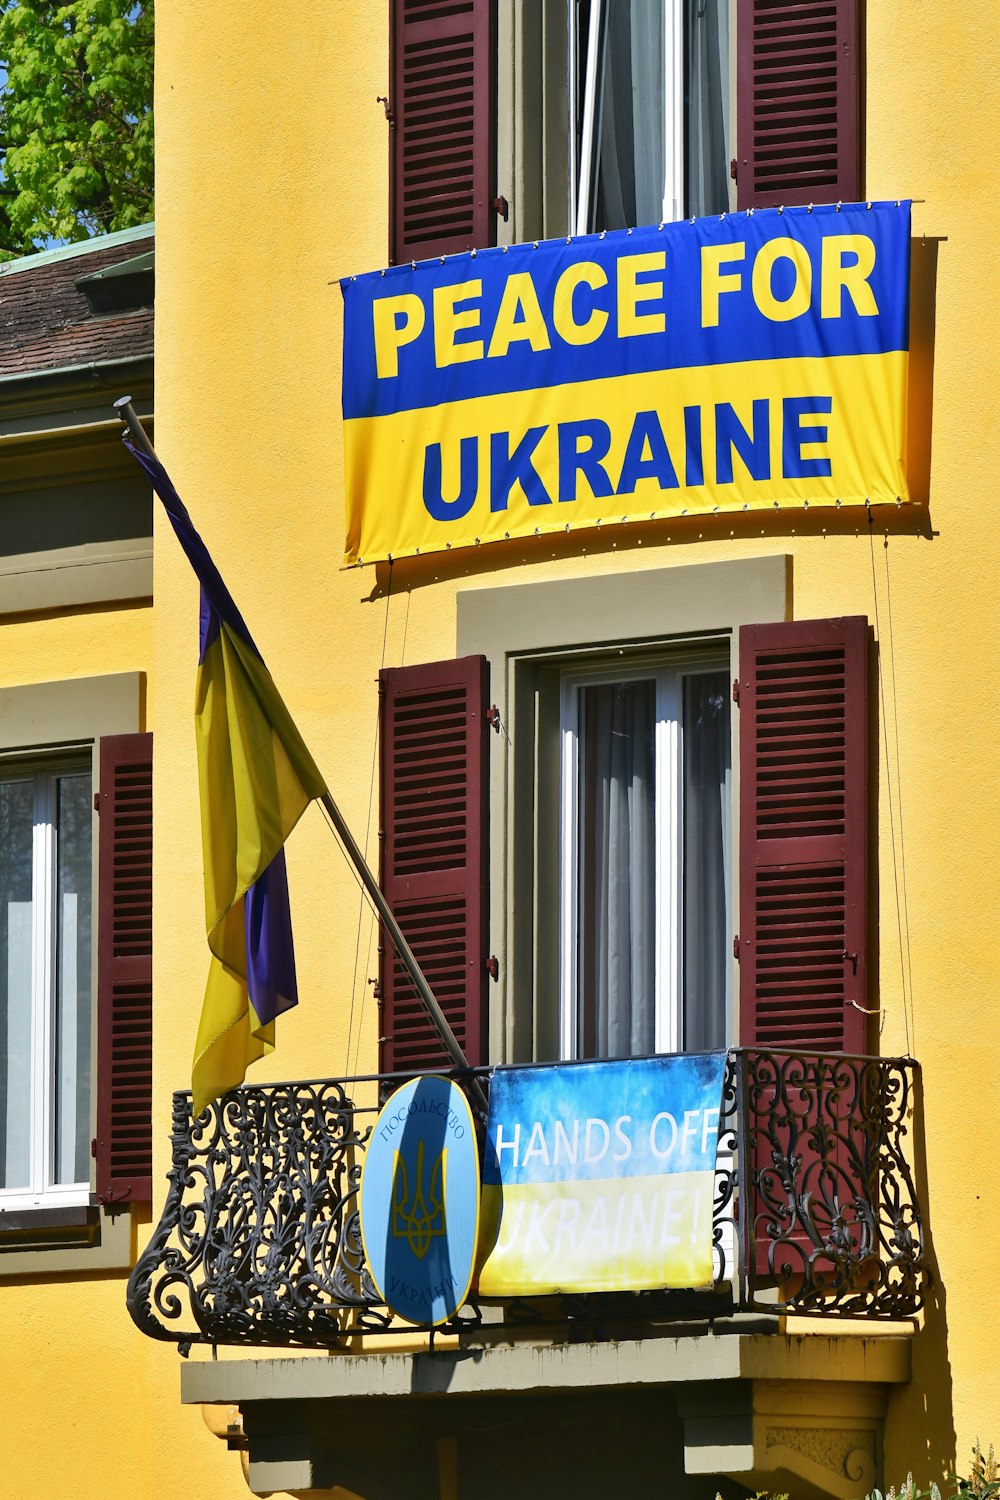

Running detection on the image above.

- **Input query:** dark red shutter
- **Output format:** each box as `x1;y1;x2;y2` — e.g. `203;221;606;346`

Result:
378;655;489;1073
738;617;869;1054
95;733;153;1205
389;0;496;263
736;0;860;208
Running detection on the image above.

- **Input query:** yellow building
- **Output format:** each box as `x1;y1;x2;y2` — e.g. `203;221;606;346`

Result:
3;2;999;1497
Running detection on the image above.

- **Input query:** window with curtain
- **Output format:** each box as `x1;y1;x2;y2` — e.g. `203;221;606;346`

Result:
573;0;732;232
558;656;731;1060
0;760;92;1206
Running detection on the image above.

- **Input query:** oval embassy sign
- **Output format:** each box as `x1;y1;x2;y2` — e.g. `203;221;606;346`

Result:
359;1075;480;1327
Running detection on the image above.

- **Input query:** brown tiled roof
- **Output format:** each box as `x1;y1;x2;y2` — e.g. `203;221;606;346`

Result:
0;231;154;380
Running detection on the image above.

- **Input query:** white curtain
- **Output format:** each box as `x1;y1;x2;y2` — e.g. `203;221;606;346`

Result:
577;681;656;1057
591;0;666;230
586;0;731;226
686;0;730;217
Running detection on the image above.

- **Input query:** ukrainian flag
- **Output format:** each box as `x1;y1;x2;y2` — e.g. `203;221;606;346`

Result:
127;445;328;1113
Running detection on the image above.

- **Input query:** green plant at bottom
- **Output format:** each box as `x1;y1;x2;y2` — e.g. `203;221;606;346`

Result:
713;1443;998;1500
865;1442;1000;1500
715;1492;790;1500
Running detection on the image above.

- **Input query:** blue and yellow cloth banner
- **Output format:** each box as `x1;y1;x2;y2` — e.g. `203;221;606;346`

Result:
477;1054;727;1296
341;202;910;564
126;444;328;1114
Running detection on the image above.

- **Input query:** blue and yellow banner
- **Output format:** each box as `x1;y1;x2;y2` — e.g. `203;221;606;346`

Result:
340;203;910;564
477;1054;727;1296
126;443;328;1114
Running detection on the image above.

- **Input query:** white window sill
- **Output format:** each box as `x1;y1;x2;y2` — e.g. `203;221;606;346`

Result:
0;1186;92;1216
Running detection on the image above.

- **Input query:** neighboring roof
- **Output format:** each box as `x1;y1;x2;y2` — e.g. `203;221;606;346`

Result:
0;223;154;380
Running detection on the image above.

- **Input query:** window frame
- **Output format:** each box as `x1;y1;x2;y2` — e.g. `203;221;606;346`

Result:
0;751;94;1213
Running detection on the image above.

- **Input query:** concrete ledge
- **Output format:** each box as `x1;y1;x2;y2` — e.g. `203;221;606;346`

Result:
0;1204;133;1277
0;540;152;615
181;1331;912;1407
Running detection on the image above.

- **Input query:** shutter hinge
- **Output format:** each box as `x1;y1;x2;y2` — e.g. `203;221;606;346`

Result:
732;677;740;705
94;1184;132;1206
376;94;394;126
91;1136;98;1159
93;792;101;812
730;157;738;182
493;196;509;222
486;955;499;982
486;704;502;734
369;976;382;1002
733;934;740;960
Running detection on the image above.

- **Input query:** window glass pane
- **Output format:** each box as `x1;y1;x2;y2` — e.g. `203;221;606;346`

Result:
576;680;656;1058
591;0;666;230
685;0;730;217
682;671;731;1049
0;780;35;1191
54;773;92;1186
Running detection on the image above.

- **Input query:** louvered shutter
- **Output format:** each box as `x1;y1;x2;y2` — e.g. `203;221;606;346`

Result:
378;655;489;1073
735;0;860;208
738;617;869;1054
390;0;496;263
95;733;153;1205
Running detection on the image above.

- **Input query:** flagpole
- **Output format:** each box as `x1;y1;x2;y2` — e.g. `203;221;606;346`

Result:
113;397;488;1117
114;394;157;460
316;791;489;1111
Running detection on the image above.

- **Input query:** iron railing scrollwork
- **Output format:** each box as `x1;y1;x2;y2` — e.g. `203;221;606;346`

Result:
126;1050;924;1350
739;1050;924;1317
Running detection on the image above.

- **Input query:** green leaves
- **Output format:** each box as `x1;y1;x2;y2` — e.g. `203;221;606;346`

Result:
865;1446;1000;1500
0;0;153;257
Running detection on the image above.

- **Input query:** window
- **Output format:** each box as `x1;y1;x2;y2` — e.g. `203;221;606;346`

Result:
0;676;153;1250
377;563;872;1075
1;763;93;1207
388;0;860;262
558;652;731;1060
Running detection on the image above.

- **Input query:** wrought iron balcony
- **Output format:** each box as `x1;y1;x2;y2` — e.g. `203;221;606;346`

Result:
126;1050;924;1353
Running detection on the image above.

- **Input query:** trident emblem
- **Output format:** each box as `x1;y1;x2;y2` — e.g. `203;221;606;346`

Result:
392;1141;447;1259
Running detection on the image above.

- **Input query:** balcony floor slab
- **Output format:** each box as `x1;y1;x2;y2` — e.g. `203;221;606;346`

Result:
181;1331;912;1500
181;1329;911;1407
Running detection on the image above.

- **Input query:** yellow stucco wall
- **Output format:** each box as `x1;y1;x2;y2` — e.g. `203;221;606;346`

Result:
152;4;998;1493
6;4;994;1496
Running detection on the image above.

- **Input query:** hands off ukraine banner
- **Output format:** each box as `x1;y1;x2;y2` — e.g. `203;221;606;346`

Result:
340;203;910;564
477;1054;727;1296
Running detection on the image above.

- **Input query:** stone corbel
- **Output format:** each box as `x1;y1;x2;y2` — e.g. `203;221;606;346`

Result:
679;1378;888;1500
